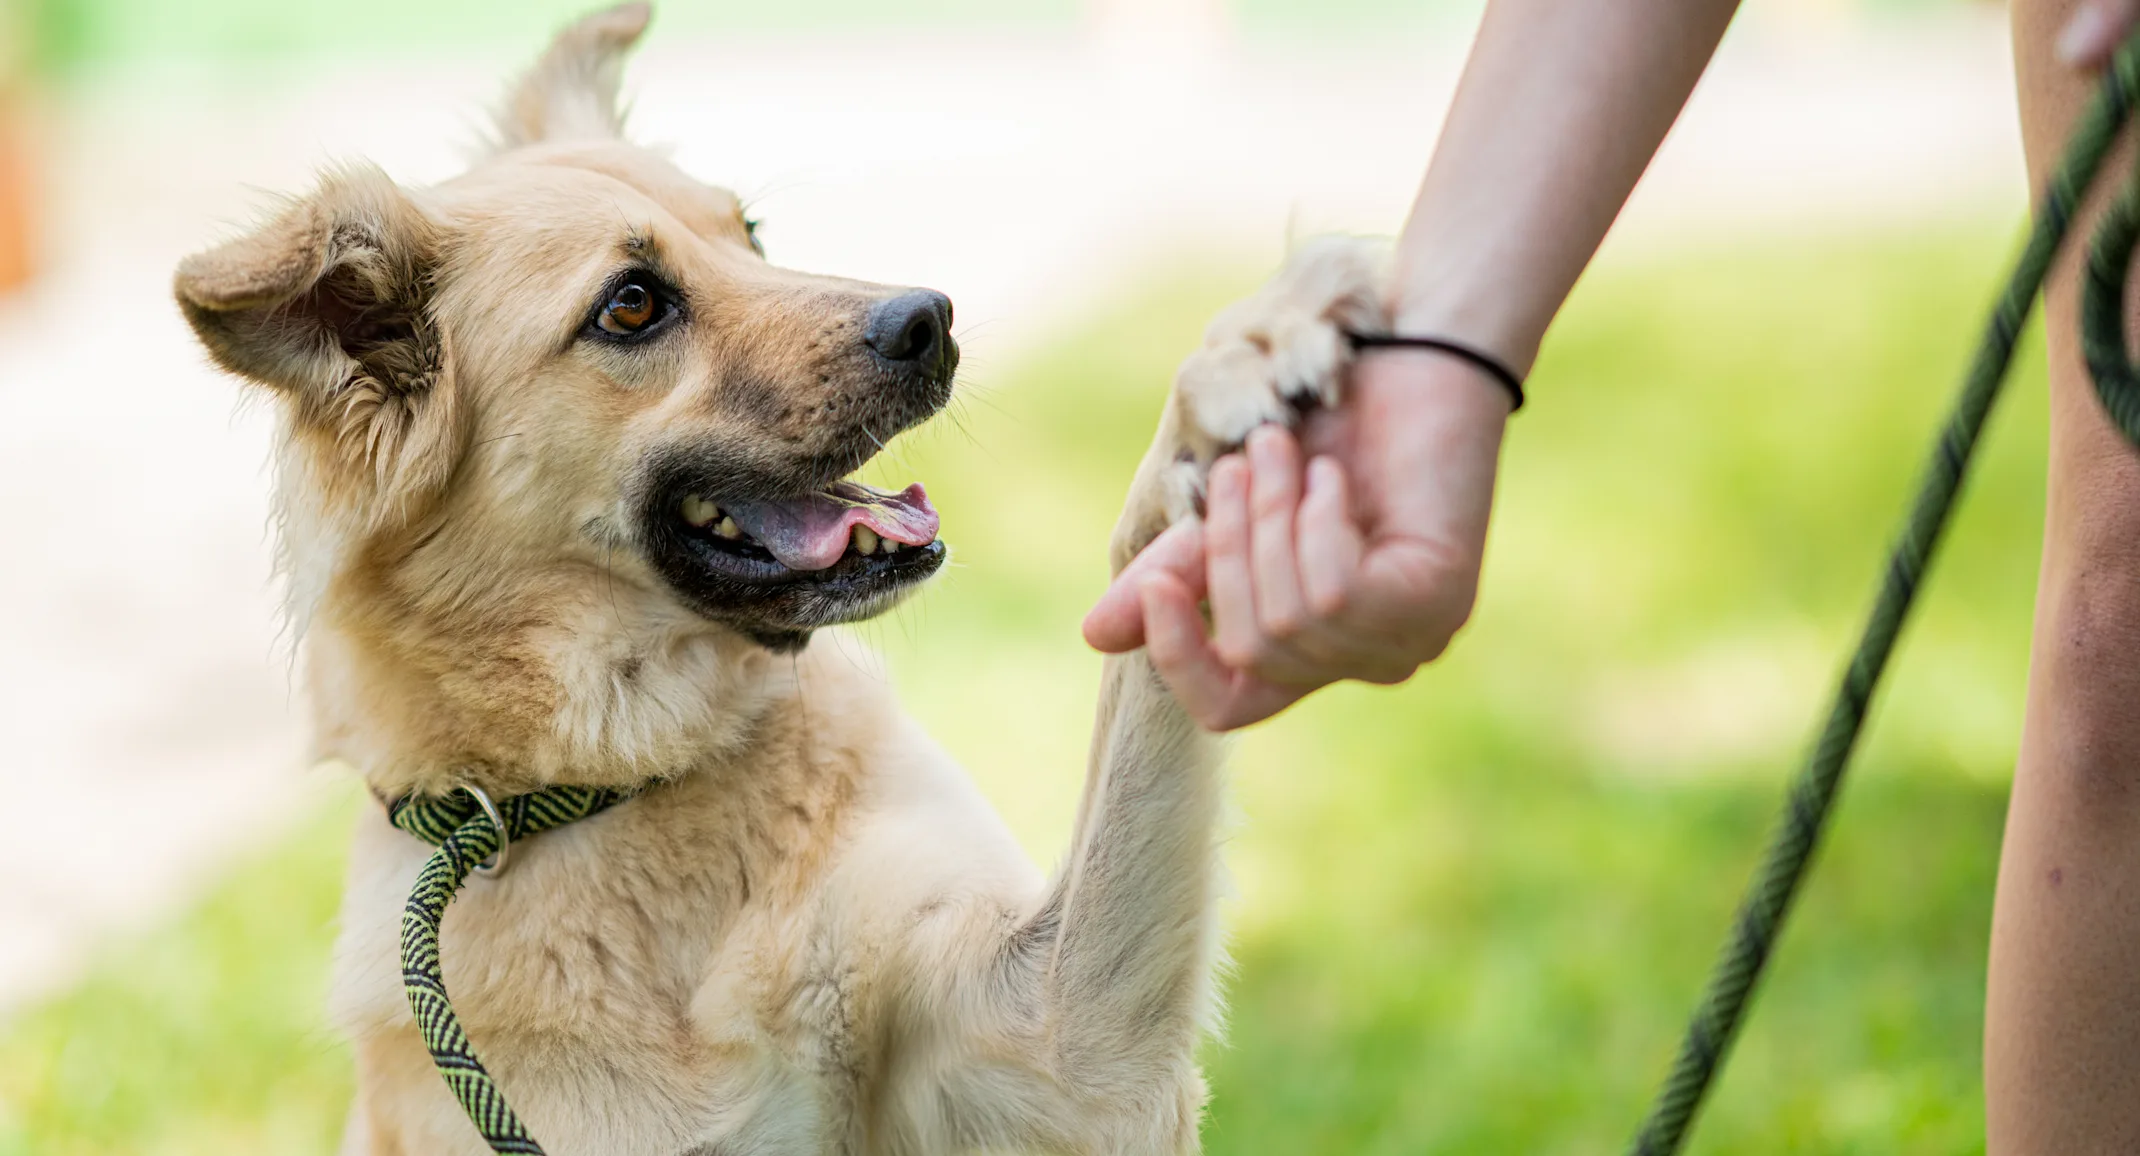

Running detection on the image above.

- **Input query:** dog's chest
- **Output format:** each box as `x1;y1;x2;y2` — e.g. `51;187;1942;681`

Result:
335;798;890;1154
485;930;879;1155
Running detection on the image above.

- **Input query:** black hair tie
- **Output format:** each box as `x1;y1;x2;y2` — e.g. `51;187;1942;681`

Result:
1348;332;1525;412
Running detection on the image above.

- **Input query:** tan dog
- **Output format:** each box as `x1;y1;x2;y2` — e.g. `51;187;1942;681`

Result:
174;6;1384;1153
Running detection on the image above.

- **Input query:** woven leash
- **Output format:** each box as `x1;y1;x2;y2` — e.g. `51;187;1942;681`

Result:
1625;36;2140;1156
388;784;634;1155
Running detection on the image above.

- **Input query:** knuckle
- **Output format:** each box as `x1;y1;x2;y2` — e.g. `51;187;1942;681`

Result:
1418;597;1473;656
1261;610;1304;643
1366;660;1420;686
1250;484;1296;521
1214;636;1260;671
1287;630;1346;669
1245;642;1311;685
1304;581;1349;619
1382;547;1480;629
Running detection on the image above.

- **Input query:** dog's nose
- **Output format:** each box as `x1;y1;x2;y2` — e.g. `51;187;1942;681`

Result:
865;290;953;367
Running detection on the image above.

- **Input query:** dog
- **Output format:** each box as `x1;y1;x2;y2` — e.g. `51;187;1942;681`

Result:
173;5;1386;1152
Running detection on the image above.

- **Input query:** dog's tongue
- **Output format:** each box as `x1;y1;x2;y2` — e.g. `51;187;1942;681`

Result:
724;482;939;572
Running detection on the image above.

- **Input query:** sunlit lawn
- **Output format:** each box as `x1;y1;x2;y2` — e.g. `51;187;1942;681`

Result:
0;220;2045;1154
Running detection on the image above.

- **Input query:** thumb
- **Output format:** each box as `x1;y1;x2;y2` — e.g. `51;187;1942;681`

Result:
1083;520;1207;653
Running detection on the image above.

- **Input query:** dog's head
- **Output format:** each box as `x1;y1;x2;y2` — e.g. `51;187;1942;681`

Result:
173;3;955;787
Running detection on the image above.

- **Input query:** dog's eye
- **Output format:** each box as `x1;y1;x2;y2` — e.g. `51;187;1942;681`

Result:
594;275;672;338
743;217;764;257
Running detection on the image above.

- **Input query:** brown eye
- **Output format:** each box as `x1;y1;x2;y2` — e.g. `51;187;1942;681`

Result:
595;275;668;337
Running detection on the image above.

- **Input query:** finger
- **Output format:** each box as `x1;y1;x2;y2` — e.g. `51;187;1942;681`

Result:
1083;520;1207;653
1203;454;1263;667
1141;572;1308;731
1208;680;1312;732
1140;570;1242;724
2059;0;2140;67
1293;455;1416;677
1246;426;1311;653
1296;455;1365;621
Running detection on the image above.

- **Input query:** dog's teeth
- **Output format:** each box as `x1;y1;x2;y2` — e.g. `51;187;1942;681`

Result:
852;525;879;556
681;495;721;528
883;540;900;554
715;516;742;540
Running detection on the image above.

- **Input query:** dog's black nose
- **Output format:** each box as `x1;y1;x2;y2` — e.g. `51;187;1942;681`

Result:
865;289;953;366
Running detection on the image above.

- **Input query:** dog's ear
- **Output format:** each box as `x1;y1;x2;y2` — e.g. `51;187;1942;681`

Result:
493;2;651;151
174;164;438;398
174;164;465;518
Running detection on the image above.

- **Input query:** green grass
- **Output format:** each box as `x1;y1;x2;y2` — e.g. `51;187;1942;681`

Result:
0;804;357;1156
0;220;2046;1153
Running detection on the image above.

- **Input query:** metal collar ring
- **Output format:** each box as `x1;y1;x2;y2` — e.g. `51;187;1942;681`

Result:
465;784;510;877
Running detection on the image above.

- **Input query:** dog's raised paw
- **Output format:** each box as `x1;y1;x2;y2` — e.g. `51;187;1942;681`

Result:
1168;235;1390;467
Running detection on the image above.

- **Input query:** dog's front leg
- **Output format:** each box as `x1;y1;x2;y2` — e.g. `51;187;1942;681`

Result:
1052;241;1395;1143
906;561;1221;1156
913;240;1388;1155
902;396;1225;1156
1018;646;1224;1152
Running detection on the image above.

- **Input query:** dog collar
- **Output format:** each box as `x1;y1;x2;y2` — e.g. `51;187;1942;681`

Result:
387;784;635;1154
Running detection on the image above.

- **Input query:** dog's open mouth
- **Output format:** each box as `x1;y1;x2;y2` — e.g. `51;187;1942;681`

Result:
670;479;946;585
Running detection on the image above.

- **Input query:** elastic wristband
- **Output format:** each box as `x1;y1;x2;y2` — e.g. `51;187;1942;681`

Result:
1348;332;1525;412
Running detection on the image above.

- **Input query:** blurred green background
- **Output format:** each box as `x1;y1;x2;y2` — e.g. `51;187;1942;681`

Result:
0;0;2042;1151
0;215;2044;1153
9;0;1987;72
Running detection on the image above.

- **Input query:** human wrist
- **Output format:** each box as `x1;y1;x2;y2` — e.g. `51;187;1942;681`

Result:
1350;336;1521;431
1350;333;1524;412
1383;252;1547;380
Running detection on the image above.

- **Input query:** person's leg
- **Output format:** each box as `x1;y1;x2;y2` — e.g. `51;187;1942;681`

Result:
1987;5;2140;1151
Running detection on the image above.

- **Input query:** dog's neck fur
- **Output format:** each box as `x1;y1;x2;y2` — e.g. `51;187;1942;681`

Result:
301;537;798;802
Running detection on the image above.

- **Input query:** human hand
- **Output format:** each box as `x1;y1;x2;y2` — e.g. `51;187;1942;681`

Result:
1084;348;1510;731
2060;0;2140;67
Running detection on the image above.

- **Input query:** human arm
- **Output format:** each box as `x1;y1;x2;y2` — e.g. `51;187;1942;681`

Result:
1083;0;1744;730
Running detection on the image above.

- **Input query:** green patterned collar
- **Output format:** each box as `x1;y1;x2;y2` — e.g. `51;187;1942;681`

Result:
385;784;635;1154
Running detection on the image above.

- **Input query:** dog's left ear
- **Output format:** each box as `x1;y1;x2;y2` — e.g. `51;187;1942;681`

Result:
174;164;466;521
493;2;652;152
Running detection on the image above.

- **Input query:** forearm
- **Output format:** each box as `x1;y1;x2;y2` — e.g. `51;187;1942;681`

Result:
1391;0;1742;372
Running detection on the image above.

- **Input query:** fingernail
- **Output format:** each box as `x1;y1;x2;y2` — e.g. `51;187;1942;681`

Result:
2059;1;2108;65
1211;454;1247;493
1305;456;1341;495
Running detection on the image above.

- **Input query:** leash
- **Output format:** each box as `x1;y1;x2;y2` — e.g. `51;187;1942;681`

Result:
1626;35;2140;1156
388;783;634;1155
